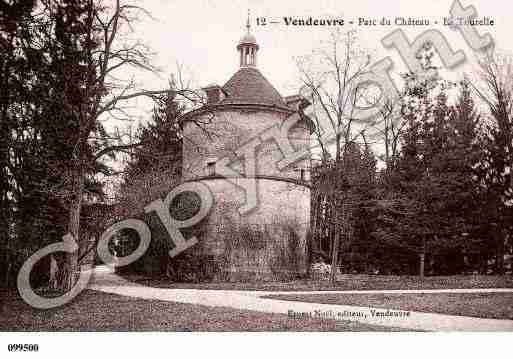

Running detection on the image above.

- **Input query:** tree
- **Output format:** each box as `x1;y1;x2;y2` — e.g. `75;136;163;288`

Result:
376;97;407;174
0;0;72;288
124;90;184;179
44;0;205;290
471;51;513;274
297;29;383;282
114;90;184;276
379;74;483;277
0;0;204;291
0;0;32;287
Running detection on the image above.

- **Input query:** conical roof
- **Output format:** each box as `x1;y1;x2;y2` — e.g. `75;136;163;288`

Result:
221;67;288;108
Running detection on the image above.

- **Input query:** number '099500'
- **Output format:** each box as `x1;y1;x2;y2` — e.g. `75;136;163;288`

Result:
7;344;39;352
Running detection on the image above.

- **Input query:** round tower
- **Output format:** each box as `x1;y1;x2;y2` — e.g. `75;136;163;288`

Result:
180;18;311;281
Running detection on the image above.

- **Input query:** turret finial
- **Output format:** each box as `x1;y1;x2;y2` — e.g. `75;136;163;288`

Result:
237;11;258;67
246;9;251;34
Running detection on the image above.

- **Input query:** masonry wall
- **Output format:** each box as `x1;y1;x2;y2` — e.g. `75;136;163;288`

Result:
181;107;311;281
182;108;310;180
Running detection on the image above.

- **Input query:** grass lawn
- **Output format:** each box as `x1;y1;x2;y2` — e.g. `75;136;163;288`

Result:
0;290;404;331
262;292;513;320
129;274;513;291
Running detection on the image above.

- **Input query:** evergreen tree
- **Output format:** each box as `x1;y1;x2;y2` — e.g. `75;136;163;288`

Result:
114;92;184;275
377;78;483;275
125;92;183;178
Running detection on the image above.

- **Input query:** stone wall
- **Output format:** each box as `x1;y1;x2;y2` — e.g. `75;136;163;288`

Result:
191;178;310;280
182;108;310;180
180;107;311;280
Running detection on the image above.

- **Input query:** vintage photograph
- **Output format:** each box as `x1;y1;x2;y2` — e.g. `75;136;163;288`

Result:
1;0;513;342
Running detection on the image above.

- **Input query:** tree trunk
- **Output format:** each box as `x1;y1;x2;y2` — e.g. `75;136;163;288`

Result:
60;168;84;291
496;228;505;275
419;253;425;280
330;198;345;283
419;234;427;280
329;229;340;283
49;254;58;290
5;262;11;289
335;133;342;162
310;194;320;257
327;203;335;256
4;234;11;289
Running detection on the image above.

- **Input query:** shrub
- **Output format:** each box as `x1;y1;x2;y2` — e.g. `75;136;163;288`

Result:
310;262;331;280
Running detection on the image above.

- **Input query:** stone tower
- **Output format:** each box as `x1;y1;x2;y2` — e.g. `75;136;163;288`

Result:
180;18;312;281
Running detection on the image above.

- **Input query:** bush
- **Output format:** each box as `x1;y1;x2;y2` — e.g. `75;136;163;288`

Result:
167;252;220;283
310;262;331;280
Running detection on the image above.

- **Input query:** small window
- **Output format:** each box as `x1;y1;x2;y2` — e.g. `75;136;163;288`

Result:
206;160;216;176
300;168;306;181
295;167;307;181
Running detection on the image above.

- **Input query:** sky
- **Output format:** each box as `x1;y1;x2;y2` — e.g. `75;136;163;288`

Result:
105;0;513;157
129;0;510;90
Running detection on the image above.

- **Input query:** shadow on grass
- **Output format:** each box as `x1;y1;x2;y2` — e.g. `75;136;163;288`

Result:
123;274;513;292
262;292;513;320
0;289;406;332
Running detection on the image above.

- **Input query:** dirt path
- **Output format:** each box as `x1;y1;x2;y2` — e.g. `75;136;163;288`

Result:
87;266;513;331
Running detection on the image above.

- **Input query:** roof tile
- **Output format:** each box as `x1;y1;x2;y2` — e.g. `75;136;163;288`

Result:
221;67;289;108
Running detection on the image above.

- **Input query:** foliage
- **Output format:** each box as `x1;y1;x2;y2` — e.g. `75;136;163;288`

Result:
309;262;331;280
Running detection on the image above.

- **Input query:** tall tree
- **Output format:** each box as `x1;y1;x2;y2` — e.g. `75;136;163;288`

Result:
471;52;513;273
42;0;203;290
1;0;204;291
113;91;185;276
380;76;483;277
125;91;184;179
297;29;383;282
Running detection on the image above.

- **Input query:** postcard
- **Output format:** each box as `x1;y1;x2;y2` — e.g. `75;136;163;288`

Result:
1;0;511;357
